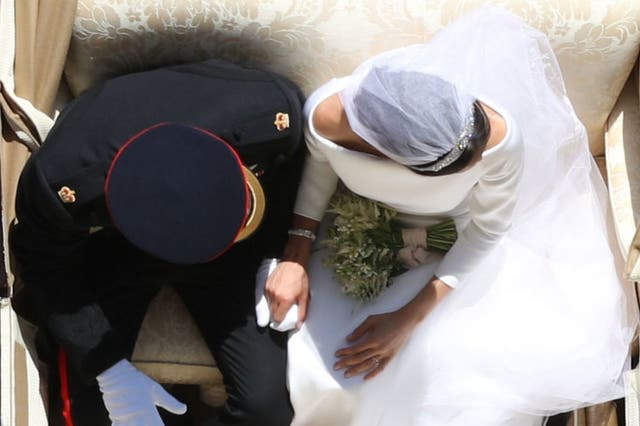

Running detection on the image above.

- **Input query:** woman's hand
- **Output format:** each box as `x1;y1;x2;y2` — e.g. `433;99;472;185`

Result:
334;277;453;380
264;260;310;327
333;308;418;380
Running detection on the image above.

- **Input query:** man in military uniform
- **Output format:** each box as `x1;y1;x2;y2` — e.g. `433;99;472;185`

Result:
10;59;304;425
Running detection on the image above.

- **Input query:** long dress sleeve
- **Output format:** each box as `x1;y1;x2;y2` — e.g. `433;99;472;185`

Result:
435;119;524;288
292;131;339;220
292;79;347;221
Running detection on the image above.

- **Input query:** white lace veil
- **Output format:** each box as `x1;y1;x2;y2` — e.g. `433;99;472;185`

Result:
341;6;636;416
341;6;594;228
340;65;476;166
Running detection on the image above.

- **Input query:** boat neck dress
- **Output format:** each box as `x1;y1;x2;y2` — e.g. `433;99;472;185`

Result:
286;67;635;425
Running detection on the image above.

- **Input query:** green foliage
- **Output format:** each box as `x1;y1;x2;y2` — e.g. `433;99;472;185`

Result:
425;219;457;253
324;191;405;301
324;191;458;302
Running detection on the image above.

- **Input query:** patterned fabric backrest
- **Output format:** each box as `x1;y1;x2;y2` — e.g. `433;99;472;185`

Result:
64;0;640;156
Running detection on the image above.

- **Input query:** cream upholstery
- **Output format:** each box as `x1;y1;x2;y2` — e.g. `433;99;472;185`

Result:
132;286;226;405
606;63;640;258
62;0;640;409
65;0;640;154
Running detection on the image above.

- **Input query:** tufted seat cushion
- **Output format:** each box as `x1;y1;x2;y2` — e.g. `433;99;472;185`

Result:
131;285;227;405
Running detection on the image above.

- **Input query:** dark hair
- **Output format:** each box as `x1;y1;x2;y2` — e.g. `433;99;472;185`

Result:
409;101;490;176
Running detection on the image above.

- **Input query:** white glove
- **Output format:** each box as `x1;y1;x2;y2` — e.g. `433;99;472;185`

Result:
97;359;187;425
255;258;299;332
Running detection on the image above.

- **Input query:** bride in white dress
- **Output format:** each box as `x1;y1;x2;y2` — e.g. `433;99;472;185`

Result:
263;7;638;426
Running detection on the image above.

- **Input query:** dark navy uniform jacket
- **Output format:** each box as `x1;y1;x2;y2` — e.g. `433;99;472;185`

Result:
10;59;305;381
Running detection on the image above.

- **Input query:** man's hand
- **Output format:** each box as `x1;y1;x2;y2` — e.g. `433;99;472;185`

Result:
264;260;310;327
97;359;187;425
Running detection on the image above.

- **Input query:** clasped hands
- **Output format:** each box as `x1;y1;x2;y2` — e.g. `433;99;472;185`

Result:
260;259;419;380
256;258;307;330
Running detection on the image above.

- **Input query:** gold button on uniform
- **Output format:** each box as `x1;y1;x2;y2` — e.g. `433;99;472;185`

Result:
274;112;290;131
58;186;76;203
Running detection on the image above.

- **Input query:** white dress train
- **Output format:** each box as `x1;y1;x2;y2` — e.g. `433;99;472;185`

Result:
287;6;638;426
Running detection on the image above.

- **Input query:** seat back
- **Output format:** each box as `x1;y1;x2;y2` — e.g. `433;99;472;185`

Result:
66;0;640;156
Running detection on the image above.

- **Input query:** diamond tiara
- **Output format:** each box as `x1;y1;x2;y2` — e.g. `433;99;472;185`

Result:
410;104;476;173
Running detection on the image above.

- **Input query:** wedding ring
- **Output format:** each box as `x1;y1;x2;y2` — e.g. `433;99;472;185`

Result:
372;356;381;368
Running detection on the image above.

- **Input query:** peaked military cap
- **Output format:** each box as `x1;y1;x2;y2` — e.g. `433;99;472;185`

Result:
105;123;265;264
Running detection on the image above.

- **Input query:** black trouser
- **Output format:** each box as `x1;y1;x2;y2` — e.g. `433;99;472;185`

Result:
22;230;293;426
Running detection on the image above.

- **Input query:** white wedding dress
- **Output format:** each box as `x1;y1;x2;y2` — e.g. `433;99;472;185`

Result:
287;7;638;426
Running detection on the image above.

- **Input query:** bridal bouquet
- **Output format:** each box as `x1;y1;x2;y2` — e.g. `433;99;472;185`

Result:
325;191;457;301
